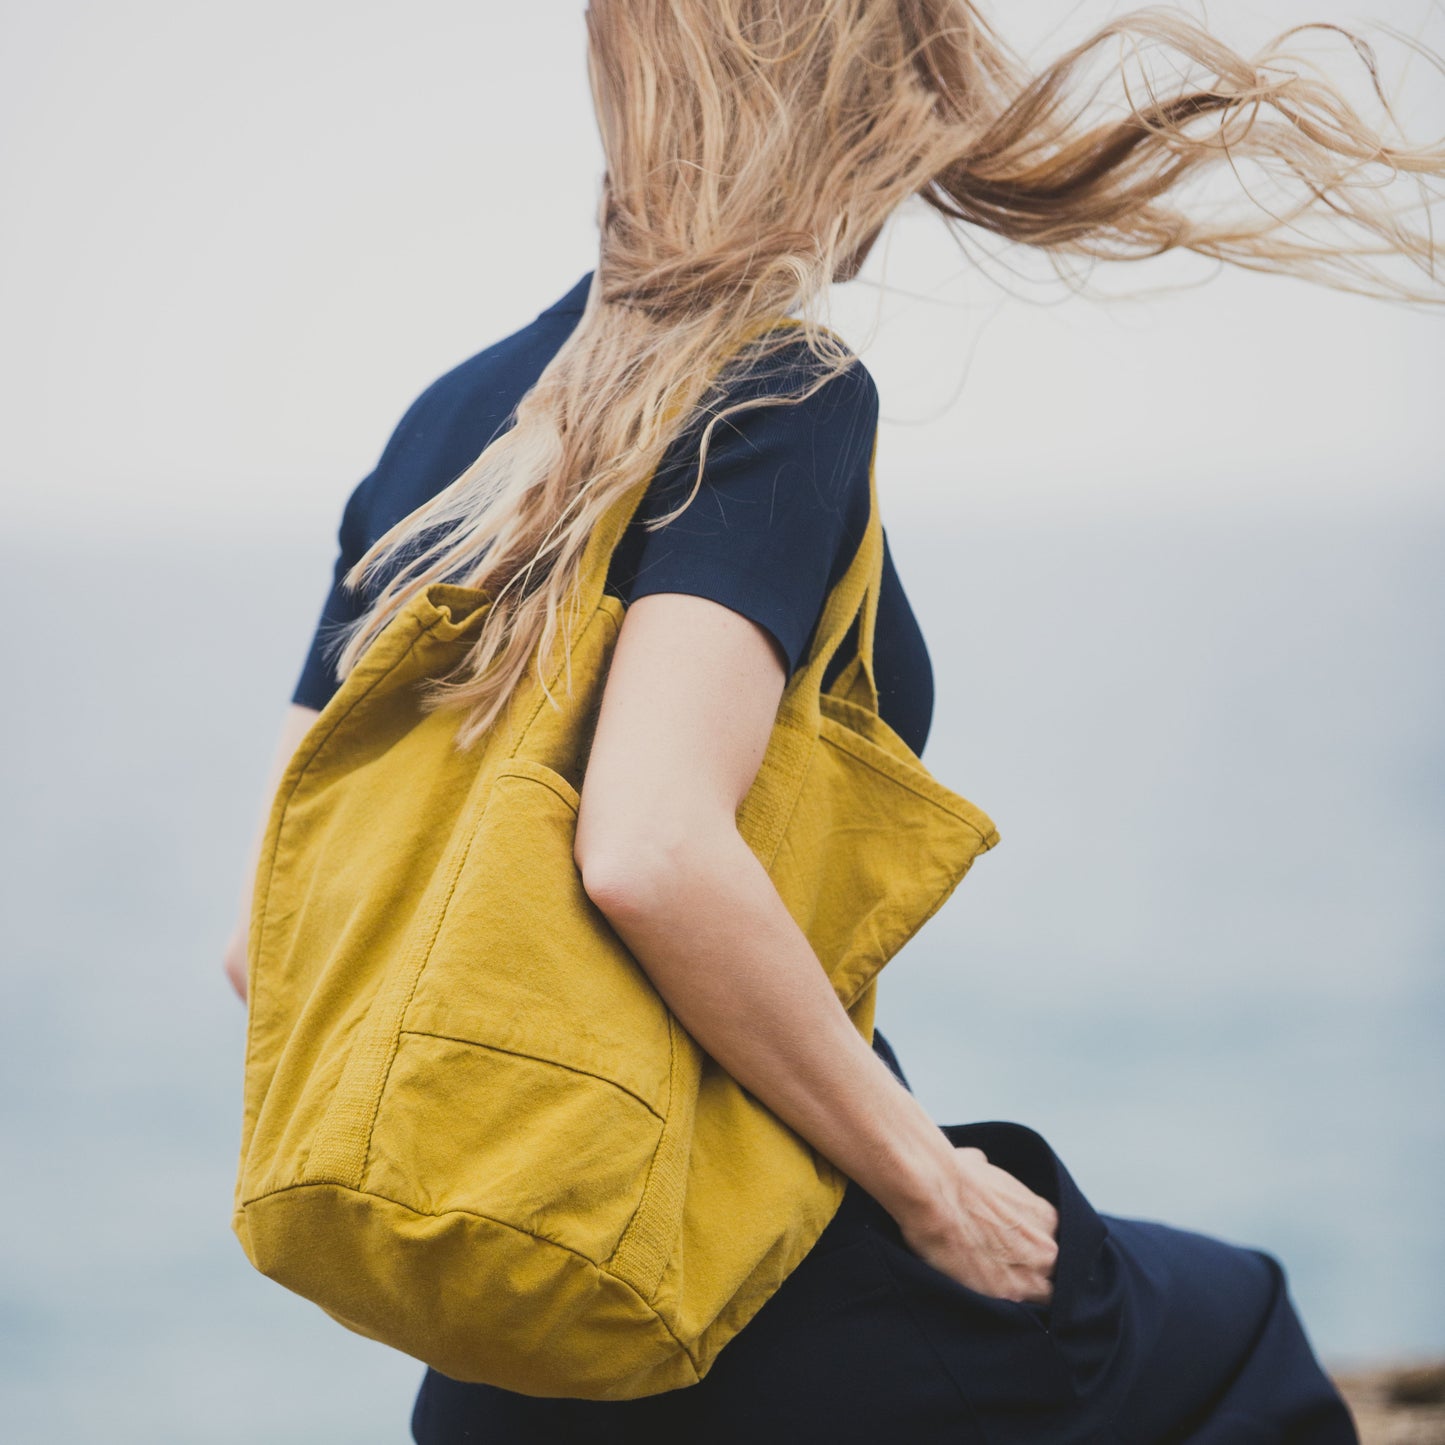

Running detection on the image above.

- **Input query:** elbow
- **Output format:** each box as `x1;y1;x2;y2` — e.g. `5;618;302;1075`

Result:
574;824;703;923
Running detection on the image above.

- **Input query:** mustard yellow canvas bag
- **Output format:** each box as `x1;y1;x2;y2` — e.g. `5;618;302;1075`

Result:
233;434;1000;1401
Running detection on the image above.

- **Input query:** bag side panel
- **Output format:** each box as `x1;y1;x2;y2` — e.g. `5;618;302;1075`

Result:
653;739;997;1369
647;1049;850;1342
789;721;997;1008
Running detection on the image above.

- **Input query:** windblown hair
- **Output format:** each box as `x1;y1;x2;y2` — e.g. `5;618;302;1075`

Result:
333;0;1444;747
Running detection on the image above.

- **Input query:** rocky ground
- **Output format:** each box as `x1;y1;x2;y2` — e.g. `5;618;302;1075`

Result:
1333;1362;1445;1444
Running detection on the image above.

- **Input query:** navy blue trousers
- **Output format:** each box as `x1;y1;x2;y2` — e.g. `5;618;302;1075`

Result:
411;1040;1357;1443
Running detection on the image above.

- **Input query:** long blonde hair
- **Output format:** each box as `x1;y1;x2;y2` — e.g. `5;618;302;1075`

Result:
333;0;1444;748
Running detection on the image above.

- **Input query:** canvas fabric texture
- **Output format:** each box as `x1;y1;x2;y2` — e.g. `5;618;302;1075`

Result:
232;390;1000;1400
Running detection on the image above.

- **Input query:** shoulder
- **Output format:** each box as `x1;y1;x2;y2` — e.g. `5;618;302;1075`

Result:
641;330;877;542
676;329;879;502
713;326;879;432
618;333;877;674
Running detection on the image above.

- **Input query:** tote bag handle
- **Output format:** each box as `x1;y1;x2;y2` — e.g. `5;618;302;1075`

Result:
566;404;885;870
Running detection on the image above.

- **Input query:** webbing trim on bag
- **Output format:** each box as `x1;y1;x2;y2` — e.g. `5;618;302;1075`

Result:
240;602;459;1177
608;1013;702;1300
735;432;885;866
301;819;483;1187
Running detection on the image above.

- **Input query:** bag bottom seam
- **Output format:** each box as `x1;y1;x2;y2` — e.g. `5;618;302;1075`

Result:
237;1179;703;1378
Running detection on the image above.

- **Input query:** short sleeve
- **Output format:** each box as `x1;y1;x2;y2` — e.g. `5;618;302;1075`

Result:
613;348;879;676
290;475;376;711
290;382;440;711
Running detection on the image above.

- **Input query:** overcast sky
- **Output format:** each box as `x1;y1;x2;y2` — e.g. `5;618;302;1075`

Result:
1;0;1440;539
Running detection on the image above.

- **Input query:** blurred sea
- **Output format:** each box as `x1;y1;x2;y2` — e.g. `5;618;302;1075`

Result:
1;494;1441;1443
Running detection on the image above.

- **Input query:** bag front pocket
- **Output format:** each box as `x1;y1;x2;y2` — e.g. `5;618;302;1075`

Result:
403;760;675;1119
362;1029;665;1265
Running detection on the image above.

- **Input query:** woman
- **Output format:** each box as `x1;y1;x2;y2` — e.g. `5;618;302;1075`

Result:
225;2;1441;1440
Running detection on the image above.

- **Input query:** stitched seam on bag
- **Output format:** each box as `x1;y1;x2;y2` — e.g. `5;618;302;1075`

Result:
254;613;435;946
836;858;979;1013
325;604;620;1190
607;1009;682;1299
245;611;438;1165
343;820;488;1187
503;600;616;762
761;730;818;871
397;1030;666;1122
241;1180;701;1374
491;762;581;813
820;730;997;844
607;1038;672;1259
823;729;988;828
246;1178;601;1259
305;773;493;1187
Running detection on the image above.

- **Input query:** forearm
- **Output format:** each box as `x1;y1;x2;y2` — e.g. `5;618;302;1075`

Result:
581;824;958;1229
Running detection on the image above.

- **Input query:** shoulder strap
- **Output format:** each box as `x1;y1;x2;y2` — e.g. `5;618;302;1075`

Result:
812;435;883;716
775;428;882;726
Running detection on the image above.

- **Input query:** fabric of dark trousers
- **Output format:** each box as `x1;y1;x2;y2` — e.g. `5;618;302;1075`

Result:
411;1039;1356;1444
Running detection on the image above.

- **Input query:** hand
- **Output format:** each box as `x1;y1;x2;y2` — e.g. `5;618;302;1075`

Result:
899;1145;1059;1307
223;922;249;1003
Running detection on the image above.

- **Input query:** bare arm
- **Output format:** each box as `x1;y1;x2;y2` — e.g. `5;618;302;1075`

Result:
574;593;1058;1305
223;702;320;1002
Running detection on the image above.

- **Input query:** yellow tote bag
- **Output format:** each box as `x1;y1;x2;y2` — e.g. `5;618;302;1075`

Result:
233;437;999;1401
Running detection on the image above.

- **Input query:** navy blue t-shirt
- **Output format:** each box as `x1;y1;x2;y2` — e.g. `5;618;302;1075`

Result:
292;271;935;758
